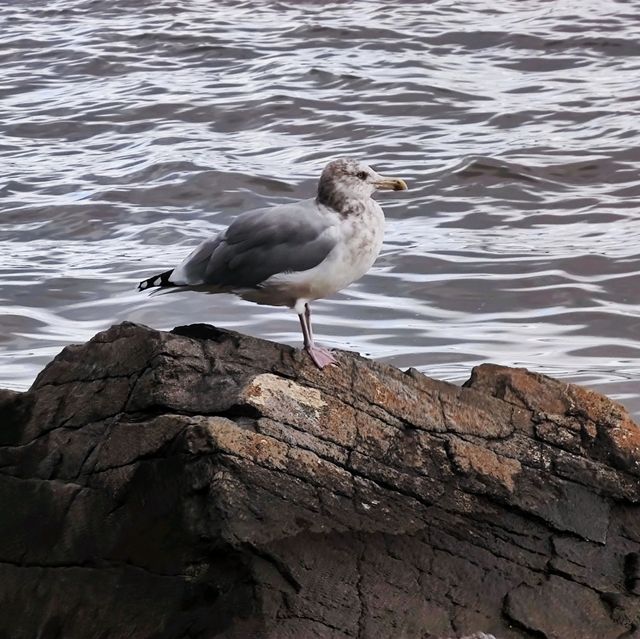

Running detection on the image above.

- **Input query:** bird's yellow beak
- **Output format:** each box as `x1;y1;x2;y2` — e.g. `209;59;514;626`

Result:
374;176;408;191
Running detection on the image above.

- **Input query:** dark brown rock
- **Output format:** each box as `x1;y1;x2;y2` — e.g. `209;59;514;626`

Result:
0;322;638;639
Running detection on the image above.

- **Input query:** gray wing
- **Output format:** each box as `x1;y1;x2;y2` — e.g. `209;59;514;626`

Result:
171;199;336;288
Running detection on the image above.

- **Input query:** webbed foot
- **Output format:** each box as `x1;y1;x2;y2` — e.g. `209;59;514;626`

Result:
305;344;338;369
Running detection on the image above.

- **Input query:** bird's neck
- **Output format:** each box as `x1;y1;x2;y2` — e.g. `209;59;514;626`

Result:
317;184;367;217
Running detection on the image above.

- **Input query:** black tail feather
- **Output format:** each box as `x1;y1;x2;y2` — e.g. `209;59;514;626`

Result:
138;269;176;291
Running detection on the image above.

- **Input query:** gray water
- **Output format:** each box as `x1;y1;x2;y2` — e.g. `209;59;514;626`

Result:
1;0;639;419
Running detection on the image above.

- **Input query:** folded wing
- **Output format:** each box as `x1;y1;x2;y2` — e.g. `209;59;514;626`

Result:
170;199;337;289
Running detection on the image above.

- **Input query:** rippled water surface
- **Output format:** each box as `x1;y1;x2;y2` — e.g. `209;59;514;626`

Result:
1;0;639;417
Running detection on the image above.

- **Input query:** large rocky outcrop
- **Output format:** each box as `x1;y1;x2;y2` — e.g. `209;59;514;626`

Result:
0;322;639;639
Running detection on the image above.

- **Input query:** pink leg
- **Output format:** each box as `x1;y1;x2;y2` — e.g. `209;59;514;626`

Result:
298;304;337;369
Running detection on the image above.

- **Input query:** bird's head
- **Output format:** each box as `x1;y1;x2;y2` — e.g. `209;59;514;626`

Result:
317;158;407;213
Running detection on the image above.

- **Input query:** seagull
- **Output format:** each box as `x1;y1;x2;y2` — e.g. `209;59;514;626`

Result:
138;158;407;368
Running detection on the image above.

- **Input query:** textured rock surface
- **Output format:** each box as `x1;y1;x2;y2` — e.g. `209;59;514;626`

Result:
1;322;639;639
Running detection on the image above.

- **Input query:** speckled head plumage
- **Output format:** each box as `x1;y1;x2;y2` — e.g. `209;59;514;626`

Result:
316;158;407;214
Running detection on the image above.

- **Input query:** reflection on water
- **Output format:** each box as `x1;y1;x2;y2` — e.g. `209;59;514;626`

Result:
0;0;639;418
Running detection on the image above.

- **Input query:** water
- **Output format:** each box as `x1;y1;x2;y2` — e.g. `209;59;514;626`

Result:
1;0;639;419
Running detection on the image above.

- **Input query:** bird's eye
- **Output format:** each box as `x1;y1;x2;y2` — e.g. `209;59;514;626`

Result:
356;171;368;180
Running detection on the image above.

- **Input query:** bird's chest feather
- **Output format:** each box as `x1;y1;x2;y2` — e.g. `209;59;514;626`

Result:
261;203;385;303
336;207;385;273
302;205;385;295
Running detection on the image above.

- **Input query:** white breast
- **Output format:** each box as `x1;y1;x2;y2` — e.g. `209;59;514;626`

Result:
259;201;385;309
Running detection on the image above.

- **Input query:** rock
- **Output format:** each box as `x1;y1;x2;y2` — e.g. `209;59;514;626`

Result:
0;321;638;639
